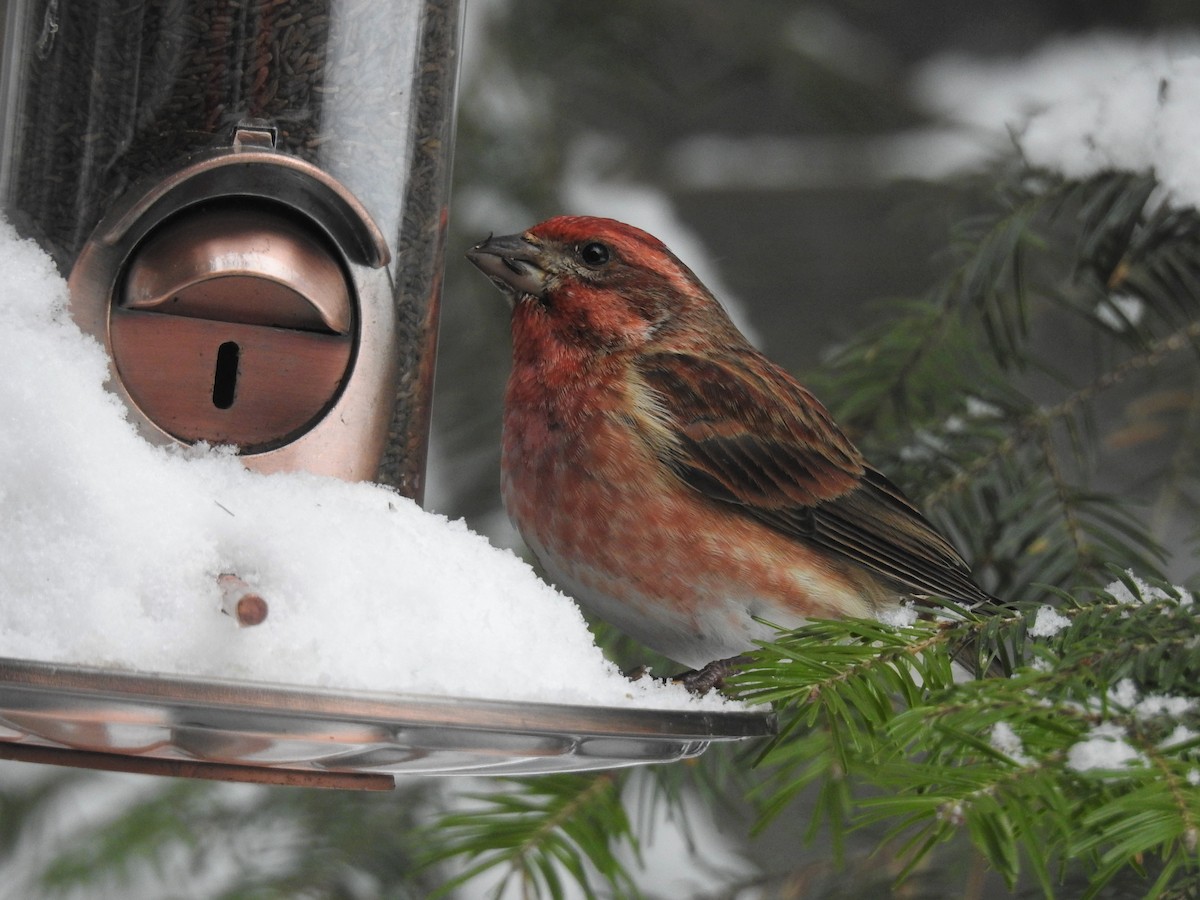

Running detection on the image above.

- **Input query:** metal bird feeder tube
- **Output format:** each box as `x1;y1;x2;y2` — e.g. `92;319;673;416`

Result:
1;0;456;494
0;0;773;786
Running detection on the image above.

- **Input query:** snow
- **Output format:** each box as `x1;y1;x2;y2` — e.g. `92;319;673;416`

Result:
914;33;1200;207
964;396;1002;420
1107;570;1194;607
1160;726;1196;749
1066;723;1146;772
665;34;1200;189
990;722;1032;766
1095;295;1146;332
1063;673;1194;765
0;220;737;711
915;34;1200;135
625;36;1200;197
876;602;919;629
1020;56;1200;208
1103;676;1196;718
1137;694;1196;719
1107;678;1140;710
1029;606;1072;638
612;775;759;898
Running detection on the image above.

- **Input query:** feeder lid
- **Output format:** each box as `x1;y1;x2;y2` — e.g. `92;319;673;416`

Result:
0;658;775;788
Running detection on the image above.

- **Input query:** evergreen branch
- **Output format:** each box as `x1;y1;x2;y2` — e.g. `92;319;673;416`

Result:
1039;429;1089;568
423;773;640;900
733;575;1200;897
733;170;1199;897
36;780;219;892
1146;372;1200;546
732;614;983;830
946;194;1047;365
812;300;987;432
924;317;1200;512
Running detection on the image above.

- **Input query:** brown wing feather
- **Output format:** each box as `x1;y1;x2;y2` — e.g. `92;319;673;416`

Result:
636;350;992;606
636;351;864;506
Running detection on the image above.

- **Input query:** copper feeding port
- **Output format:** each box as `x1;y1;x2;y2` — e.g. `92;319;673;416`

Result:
110;202;354;451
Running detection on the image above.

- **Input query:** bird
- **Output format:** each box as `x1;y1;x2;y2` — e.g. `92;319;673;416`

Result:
466;215;996;690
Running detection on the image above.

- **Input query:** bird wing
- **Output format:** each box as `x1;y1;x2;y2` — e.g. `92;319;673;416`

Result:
635;350;991;606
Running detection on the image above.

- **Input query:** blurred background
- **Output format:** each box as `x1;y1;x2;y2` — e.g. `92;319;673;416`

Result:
3;0;1200;896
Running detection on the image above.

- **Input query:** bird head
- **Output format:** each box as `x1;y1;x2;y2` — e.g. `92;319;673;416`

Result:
466;216;739;354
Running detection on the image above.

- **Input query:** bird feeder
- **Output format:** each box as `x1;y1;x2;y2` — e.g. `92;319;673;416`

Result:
0;0;772;786
4;1;446;490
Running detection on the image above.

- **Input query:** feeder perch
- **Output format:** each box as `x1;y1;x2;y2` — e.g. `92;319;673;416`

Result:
0;0;774;787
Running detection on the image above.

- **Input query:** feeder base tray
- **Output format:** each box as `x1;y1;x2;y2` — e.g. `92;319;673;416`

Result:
0;658;775;788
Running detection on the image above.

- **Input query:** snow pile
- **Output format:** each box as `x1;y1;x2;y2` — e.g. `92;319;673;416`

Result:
0;221;734;711
1021;56;1200;208
1028;572;1193;642
1066;722;1146;773
1108;678;1196;729
913;33;1200;204
915;35;1199;133
1029;606;1072;638
1066;673;1195;773
1107;571;1194;607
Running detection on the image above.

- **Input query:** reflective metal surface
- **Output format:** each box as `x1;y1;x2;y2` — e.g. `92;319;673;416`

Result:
68;139;399;479
0;658;775;788
121;202;354;333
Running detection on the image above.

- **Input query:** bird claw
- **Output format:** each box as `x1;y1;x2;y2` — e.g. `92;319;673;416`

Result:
621;657;747;695
673;655;751;696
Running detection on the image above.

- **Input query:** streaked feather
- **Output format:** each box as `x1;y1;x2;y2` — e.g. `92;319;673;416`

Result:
636;350;993;607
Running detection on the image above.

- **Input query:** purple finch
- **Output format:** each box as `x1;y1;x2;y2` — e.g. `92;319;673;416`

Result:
467;216;993;680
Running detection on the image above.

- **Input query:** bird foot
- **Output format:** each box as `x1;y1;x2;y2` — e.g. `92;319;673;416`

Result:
673;655;751;696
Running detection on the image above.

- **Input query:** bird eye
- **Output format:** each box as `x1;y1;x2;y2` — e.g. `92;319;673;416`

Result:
579;242;611;267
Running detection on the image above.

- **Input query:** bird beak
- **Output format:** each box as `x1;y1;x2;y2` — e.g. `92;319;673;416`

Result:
466;232;548;301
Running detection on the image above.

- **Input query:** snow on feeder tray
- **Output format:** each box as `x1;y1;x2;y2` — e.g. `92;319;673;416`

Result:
0;0;774;787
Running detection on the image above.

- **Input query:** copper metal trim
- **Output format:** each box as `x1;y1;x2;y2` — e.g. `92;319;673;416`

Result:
97;146;390;269
121;203;354;333
68;137;400;479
